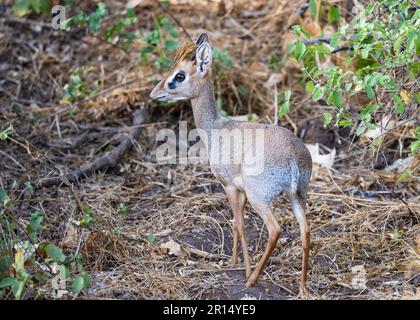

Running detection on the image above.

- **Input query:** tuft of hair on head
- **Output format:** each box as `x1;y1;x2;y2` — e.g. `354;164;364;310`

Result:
174;42;197;64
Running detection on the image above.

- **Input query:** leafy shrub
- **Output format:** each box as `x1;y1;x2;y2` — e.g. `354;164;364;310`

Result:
13;0;51;17
291;0;419;155
0;189;91;299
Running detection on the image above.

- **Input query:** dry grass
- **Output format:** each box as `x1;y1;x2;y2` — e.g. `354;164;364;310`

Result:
0;0;419;300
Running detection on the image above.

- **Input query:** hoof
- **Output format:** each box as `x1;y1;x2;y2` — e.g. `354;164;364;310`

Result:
245;274;258;288
298;286;308;299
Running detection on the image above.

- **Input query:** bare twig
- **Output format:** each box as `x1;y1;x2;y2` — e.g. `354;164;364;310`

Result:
301;35;355;45
37;105;151;188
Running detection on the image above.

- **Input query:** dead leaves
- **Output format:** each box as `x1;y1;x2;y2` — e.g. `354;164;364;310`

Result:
305;143;336;169
351;265;367;290
61;225;78;249
160;239;188;258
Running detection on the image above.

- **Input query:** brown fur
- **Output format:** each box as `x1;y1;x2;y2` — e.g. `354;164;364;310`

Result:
174;42;197;64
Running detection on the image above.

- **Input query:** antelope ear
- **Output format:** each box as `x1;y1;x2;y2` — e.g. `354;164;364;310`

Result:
195;43;212;78
195;33;209;46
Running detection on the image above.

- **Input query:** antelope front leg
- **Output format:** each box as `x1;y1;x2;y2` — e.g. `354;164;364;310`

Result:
225;185;252;279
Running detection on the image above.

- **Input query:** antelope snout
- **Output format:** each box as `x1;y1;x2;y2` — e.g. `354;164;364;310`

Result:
149;83;168;102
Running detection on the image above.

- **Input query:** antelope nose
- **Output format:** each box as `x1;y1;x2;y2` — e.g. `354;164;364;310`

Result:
149;88;157;100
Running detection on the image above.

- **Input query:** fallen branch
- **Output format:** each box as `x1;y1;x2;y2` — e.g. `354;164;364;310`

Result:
37;105;150;188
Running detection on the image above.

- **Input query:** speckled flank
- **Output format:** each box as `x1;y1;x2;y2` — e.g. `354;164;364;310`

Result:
189;80;313;205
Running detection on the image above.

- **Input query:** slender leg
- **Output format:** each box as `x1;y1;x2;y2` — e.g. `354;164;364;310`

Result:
290;193;310;294
231;222;239;265
225;185;251;278
246;198;281;287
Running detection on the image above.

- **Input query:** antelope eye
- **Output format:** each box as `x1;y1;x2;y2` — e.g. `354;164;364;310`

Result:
174;72;185;82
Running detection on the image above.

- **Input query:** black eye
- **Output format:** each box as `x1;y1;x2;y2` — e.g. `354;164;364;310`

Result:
174;72;185;82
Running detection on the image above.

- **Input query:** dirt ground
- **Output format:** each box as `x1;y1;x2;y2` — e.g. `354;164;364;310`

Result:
0;0;419;300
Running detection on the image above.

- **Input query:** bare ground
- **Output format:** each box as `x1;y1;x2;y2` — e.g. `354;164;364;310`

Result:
0;0;419;300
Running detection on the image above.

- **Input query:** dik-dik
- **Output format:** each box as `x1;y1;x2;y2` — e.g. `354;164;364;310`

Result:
150;33;312;293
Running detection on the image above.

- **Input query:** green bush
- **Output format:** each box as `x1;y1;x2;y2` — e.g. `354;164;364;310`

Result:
291;0;419;155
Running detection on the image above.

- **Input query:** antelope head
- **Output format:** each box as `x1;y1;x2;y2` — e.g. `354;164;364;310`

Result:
149;33;213;102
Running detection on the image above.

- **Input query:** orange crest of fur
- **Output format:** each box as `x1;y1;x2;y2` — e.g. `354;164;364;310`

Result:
174;42;197;64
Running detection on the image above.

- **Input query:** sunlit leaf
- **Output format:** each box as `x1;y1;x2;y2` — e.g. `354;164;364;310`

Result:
13;0;30;17
306;81;315;93
46;244;65;263
294;41;306;60
323;113;333;127
328;6;340;24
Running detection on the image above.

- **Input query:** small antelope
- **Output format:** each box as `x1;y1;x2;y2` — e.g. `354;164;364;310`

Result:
150;33;312;293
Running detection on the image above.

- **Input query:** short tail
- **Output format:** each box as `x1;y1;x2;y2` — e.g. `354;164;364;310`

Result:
288;159;299;194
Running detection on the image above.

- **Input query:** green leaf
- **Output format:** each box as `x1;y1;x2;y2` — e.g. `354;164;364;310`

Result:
328;6;340;24
82;273;92;287
408;62;420;77
164;39;179;52
291;25;302;37
279;90;291;118
60;265;70;280
388;229;403;240
356;124;367;136
330;35;340;48
27;210;43;241
0;277;19;289
155;55;172;71
365;85;375;99
331;90;342;107
338;119;353;127
30;0;50;14
393;95;405;115
0;256;12;272
407;31;416;52
294;41;306;61
80;210;93;228
309;0;320;21
0;125;13;141
393;35;404;55
72;276;84;294
0;277;24;299
312;86;323;101
397;169;412;183
13;0;31;17
213;48;234;68
323;113;333;127
96;2;107;16
345;83;352;92
360;104;377;121
268;54;282;70
0;187;11;206
305;81;315;93
314;44;331;55
409;140;420;155
279;103;289;118
72;273;91;294
147;234;157;244
365;4;375;14
46;244;65;263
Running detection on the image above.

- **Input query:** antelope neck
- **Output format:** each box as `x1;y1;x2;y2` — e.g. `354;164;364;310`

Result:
190;77;220;138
